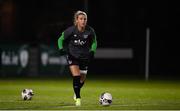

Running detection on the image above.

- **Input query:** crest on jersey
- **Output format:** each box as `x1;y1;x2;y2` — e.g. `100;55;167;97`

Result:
83;35;88;39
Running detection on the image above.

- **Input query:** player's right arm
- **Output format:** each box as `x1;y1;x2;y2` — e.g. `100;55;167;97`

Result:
57;26;74;55
58;32;65;50
58;32;66;55
58;26;74;50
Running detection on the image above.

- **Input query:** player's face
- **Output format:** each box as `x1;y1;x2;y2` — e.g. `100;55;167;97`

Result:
76;14;87;28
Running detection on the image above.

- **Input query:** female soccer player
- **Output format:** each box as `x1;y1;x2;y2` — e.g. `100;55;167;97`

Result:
57;10;97;106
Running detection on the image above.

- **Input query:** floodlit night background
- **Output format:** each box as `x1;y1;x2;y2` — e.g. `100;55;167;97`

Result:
0;0;178;79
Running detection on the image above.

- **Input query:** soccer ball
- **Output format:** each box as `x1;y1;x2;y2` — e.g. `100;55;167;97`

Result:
99;92;112;106
21;89;34;100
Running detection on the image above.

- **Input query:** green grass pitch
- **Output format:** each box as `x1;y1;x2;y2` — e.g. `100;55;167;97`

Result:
0;77;180;110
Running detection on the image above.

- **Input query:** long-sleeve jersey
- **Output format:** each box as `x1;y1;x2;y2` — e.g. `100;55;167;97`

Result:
58;25;97;59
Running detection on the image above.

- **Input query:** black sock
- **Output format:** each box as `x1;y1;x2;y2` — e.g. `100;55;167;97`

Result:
80;81;84;88
73;76;81;98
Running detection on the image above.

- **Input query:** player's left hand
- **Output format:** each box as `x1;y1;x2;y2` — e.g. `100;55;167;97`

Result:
89;51;94;60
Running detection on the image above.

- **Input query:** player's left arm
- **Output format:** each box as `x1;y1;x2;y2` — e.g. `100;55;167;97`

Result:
90;34;97;53
89;28;97;60
90;28;97;53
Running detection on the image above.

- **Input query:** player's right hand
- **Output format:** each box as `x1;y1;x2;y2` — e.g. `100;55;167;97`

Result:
59;49;66;55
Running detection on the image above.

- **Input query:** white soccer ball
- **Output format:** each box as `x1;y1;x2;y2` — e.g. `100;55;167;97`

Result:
21;89;34;100
99;92;112;106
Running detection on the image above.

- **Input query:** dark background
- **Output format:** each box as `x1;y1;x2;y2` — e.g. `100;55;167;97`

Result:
0;0;179;79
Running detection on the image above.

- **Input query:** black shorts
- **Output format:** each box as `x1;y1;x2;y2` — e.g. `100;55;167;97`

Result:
66;54;89;70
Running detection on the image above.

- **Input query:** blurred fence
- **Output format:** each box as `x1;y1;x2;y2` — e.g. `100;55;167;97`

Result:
0;44;69;77
0;44;139;77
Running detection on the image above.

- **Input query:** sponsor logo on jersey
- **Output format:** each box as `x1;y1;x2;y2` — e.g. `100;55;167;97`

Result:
83;34;88;39
74;39;86;45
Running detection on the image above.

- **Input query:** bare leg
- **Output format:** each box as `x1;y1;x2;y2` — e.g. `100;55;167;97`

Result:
69;65;80;76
